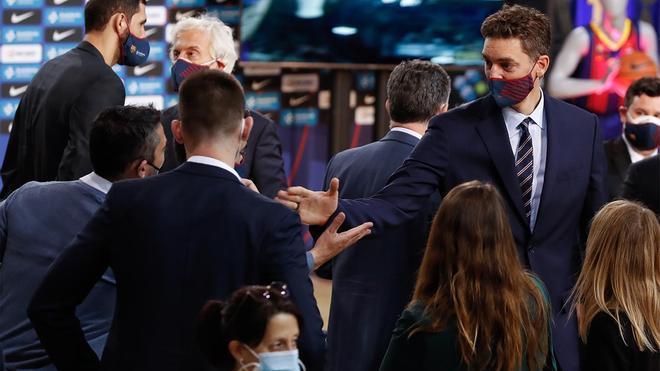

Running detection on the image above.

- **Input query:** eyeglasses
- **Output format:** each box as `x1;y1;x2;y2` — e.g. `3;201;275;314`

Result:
260;282;289;300
146;161;161;175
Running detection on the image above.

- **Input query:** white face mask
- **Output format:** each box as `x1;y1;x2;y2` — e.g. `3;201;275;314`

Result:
238;346;305;371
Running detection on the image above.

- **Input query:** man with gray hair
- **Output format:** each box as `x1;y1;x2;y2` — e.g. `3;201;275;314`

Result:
162;15;288;198
315;60;450;371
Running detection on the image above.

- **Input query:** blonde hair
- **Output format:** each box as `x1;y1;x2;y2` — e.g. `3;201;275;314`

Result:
571;200;660;351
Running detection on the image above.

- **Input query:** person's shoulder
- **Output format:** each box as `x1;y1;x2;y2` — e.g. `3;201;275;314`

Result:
632;154;660;172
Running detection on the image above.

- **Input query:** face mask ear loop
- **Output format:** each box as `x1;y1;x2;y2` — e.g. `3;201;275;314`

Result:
298;359;306;371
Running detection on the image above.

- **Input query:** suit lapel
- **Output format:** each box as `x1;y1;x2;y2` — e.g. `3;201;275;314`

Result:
534;95;561;235
475;97;528;224
611;138;632;179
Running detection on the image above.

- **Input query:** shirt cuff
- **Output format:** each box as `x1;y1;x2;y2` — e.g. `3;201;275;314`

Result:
306;251;315;272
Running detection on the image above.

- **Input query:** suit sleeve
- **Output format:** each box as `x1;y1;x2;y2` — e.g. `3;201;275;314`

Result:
579;115;608;253
250;118;288;198
337;115;448;233
57;75;125;180
27;192;118;370
312;155;337;279
261;209;325;370
0;196;10;267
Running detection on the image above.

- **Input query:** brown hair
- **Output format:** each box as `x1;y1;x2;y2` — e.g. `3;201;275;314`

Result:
624;77;660;107
412;181;550;371
480;4;551;59
571;200;660;351
178;69;245;145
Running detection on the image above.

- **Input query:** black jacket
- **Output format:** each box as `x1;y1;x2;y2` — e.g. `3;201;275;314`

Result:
0;41;125;198
604;137;632;200
28;162;325;370
622;154;660;215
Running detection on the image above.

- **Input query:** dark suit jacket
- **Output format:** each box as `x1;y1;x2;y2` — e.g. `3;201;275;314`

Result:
622;155;660;215
27;162;325;371
604;137;632;200
334;94;608;371
0;41;125;198
319;130;438;371
160;106;287;198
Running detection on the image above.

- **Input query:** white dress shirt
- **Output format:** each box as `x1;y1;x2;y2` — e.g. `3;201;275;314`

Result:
622;135;658;163
79;172;113;194
501;90;547;231
390;127;423;140
187;155;241;181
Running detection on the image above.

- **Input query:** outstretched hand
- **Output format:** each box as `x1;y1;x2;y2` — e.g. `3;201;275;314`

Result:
276;178;340;225
309;212;373;271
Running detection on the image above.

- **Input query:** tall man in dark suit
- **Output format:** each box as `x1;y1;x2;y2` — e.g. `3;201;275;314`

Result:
0;105;165;370
277;5;608;371
28;70;326;371
622;154;660;214
0;0;150;198
604;77;660;199
318;60;449;371
161;15;287;198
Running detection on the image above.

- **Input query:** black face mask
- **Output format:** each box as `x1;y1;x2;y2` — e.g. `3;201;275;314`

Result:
624;113;660;151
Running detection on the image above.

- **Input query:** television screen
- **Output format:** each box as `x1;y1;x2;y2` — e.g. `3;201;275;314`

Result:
240;0;503;66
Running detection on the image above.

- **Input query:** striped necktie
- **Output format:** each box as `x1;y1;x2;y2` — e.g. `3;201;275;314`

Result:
515;118;534;222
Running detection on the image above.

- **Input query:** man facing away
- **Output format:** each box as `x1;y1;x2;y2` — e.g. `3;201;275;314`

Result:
278;5;608;371
604;77;660;199
318;60;450;371
0;0;149;198
28;70;326;371
0;105;165;369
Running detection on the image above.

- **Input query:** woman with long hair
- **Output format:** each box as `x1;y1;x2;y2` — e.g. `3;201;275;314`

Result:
380;181;556;371
571;200;660;370
196;282;305;371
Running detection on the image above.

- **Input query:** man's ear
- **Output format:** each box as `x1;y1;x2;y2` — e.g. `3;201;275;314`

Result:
172;119;184;144
618;105;629;125
136;159;150;178
437;102;448;115
241;116;254;143
112;13;128;35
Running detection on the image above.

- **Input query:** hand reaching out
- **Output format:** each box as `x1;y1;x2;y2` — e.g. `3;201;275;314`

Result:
309;212;373;271
276;178;340;225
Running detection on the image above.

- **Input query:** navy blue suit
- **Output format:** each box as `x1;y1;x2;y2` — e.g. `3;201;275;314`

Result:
27;162;325;371
334;94;608;371
319;130;439;371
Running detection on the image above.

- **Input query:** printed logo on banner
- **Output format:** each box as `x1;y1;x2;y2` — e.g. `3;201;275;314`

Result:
3;26;43;43
3;0;44;9
125;78;165;96
144;26;164;41
280;108;319;127
147;42;167;62
1;64;40;82
45;27;82;43
45;8;83;26
281;74;320;93
287;94;313;107
46;0;83;5
126;62;164;77
0;99;20;120
249;77;277;92
125;95;165;110
245;92;280;112
44;43;76;60
2;83;29;98
3;10;42;25
166;0;205;7
146;6;167;26
169;8;205;23
1;120;12;134
1;44;43;63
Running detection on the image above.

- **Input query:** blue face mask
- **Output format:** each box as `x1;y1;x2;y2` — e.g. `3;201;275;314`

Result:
170;58;218;92
240;347;304;371
625;113;660;151
119;28;150;66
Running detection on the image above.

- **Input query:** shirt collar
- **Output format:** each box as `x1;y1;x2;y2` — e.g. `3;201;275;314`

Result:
187;156;242;181
502;89;545;136
79;172;113;194
622;135;658;163
390;127;423;140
